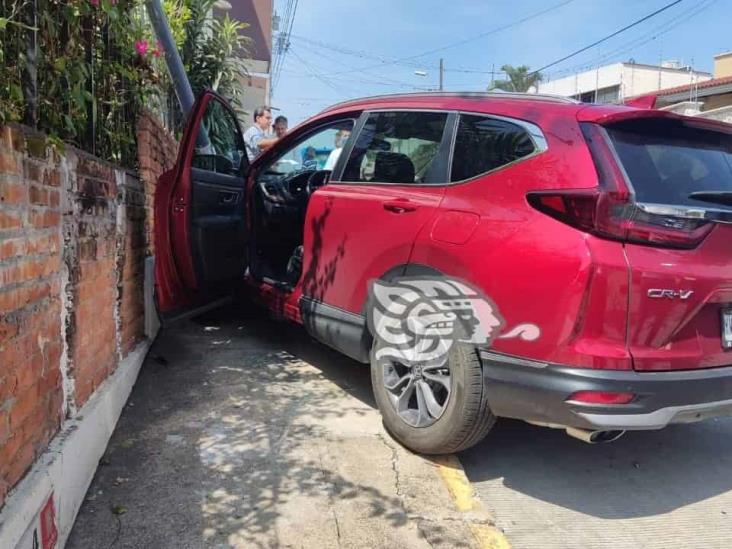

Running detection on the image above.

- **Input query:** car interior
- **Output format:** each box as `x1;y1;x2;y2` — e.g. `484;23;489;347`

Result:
251;119;356;287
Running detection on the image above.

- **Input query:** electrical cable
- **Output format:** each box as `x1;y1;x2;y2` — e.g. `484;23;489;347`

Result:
547;0;716;79
531;0;684;75
316;0;578;77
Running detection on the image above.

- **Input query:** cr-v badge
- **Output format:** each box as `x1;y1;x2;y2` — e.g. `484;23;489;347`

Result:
647;289;694;300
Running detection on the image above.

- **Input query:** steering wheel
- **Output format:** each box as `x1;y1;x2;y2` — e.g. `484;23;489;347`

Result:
305;170;331;195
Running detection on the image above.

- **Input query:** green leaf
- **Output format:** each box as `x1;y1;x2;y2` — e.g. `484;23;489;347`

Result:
0;17;8;30
9;84;23;102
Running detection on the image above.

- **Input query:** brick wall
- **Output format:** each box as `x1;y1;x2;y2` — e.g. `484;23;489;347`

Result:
0;115;177;507
0;127;64;503
136;111;178;256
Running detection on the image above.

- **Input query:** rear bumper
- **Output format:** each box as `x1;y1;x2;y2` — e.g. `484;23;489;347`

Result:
480;350;732;430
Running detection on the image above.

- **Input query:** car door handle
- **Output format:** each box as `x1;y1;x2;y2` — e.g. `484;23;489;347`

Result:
383;200;418;213
218;191;238;204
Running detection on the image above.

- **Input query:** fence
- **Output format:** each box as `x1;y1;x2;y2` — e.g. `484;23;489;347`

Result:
0;0;178;169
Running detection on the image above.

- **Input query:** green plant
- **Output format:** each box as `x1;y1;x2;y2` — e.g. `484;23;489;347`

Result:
490;65;543;93
181;0;250;113
0;0;251;167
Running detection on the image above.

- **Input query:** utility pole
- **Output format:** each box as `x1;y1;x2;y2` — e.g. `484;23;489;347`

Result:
439;58;444;91
146;0;195;116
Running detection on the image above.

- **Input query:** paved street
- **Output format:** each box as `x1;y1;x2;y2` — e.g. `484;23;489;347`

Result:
66;304;495;549
461;417;732;549
66;302;732;549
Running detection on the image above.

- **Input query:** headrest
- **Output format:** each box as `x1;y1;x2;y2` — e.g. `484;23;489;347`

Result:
373;152;415;184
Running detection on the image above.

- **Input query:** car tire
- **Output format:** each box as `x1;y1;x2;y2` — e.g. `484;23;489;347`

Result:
371;342;496;455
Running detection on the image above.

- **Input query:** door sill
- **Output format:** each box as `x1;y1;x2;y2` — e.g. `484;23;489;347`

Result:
161;295;234;325
261;276;294;293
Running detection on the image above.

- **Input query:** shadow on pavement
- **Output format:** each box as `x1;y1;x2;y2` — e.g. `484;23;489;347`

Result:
460;416;732;520
67;303;473;548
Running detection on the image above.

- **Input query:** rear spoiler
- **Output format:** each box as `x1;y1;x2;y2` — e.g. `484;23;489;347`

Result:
623;95;657;109
577;106;732;135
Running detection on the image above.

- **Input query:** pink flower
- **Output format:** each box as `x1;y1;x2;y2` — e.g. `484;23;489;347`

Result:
90;0;99;5
135;40;149;56
152;41;164;58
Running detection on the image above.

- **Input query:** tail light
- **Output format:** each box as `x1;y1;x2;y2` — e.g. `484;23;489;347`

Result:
567;390;635;405
527;123;712;250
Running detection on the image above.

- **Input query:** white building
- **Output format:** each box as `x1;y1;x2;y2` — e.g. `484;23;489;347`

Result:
537;61;712;103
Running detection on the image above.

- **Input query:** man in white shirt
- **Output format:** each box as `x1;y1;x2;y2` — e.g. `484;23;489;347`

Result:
243;106;279;162
323;128;352;171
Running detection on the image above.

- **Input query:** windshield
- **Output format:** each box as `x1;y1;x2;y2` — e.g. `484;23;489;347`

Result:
607;118;732;211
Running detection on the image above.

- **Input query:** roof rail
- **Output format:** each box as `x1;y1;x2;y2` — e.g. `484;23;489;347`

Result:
324;91;580;111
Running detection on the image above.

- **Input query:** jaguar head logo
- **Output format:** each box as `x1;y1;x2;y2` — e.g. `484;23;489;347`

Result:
367;278;503;366
368;277;541;368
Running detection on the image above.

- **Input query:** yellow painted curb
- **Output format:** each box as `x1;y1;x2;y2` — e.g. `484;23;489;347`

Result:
434;454;511;549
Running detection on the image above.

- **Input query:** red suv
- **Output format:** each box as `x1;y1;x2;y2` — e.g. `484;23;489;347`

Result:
155;90;732;454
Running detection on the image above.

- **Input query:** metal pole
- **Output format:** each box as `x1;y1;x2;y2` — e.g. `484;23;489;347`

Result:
146;0;195;116
439;58;444;91
21;0;38;126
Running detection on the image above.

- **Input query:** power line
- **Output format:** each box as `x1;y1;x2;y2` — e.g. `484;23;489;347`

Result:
400;0;578;61
293;41;432;90
547;0;716;78
270;0;293;89
290;35;506;76
316;0;577;77
532;0;684;75
271;0;300;98
288;48;349;96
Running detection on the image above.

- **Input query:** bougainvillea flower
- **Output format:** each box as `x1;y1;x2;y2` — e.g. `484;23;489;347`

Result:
135;40;149;56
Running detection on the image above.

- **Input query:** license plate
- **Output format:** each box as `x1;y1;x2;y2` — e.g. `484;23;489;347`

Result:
723;309;732;350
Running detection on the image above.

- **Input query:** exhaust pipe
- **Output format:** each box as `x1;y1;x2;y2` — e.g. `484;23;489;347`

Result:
565;427;626;444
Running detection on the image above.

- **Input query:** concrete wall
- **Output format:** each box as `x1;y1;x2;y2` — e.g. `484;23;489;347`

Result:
238;74;270;120
227;0;272;112
714;52;732;78
702;92;732;111
0;112;177;539
227;0;272;69
697;105;732;124
539;63;712;101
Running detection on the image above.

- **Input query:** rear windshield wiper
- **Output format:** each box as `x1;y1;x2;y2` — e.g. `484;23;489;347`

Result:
688;191;732;207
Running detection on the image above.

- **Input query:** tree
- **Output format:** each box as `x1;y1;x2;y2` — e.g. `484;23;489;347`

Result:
490;65;542;93
180;0;251;113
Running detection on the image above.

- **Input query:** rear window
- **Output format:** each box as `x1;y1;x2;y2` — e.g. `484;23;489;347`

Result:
607;118;732;210
450;115;535;182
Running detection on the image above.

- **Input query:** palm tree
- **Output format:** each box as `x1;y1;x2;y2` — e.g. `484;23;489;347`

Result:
490;65;542;93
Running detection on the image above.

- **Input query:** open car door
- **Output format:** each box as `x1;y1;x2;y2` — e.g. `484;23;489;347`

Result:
154;90;250;320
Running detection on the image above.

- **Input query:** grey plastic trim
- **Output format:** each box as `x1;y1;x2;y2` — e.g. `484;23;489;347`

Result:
480;350;548;369
578;397;732;430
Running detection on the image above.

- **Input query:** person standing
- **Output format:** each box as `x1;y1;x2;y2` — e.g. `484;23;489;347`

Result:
244;106;279;162
274;115;289;138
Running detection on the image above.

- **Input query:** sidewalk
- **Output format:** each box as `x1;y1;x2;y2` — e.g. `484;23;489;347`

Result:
66;304;499;548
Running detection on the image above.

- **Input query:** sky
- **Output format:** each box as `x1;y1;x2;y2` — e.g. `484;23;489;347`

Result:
268;0;732;125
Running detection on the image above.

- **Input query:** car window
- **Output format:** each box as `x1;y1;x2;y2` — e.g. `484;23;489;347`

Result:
450;114;536;182
606;118;732;210
342;111;449;184
192;98;246;176
264;120;355;175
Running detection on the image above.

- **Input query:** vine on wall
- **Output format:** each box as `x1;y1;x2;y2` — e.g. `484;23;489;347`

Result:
0;0;250;168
